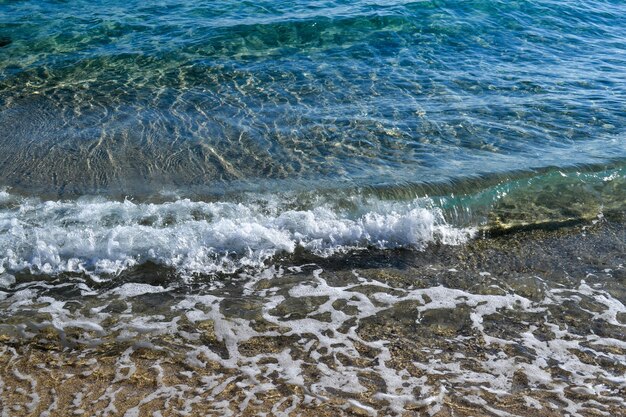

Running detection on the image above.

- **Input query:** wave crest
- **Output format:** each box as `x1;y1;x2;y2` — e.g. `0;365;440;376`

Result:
0;194;473;278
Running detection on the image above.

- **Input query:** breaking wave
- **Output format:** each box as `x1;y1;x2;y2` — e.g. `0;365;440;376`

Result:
0;191;472;278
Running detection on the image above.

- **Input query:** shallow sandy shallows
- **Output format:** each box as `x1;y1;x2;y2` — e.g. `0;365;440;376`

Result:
1;221;625;416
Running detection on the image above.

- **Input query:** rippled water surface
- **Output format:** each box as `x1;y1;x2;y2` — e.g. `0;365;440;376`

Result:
1;0;625;197
0;0;625;415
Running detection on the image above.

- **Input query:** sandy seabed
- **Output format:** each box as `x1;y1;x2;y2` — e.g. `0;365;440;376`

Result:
1;220;625;416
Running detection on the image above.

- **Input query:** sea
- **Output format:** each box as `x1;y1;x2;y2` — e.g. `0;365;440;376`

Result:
0;1;625;415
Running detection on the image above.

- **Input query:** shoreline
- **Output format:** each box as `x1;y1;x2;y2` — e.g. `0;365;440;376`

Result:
1;219;624;416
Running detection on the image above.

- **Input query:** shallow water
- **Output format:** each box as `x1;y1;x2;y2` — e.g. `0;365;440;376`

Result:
0;0;625;415
1;0;625;199
1;0;625;278
1;221;625;416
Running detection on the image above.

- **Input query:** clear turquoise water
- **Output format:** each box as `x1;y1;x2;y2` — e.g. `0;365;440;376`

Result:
1;4;626;415
0;0;625;275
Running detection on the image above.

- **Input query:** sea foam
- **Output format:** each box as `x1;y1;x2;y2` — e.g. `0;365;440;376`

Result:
0;192;473;278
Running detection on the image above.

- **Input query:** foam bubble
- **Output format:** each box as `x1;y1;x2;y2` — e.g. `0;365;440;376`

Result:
108;283;169;298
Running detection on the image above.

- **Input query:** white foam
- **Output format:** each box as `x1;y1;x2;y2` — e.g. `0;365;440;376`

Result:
0;193;473;278
108;283;169;298
0;273;15;288
2;263;626;415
